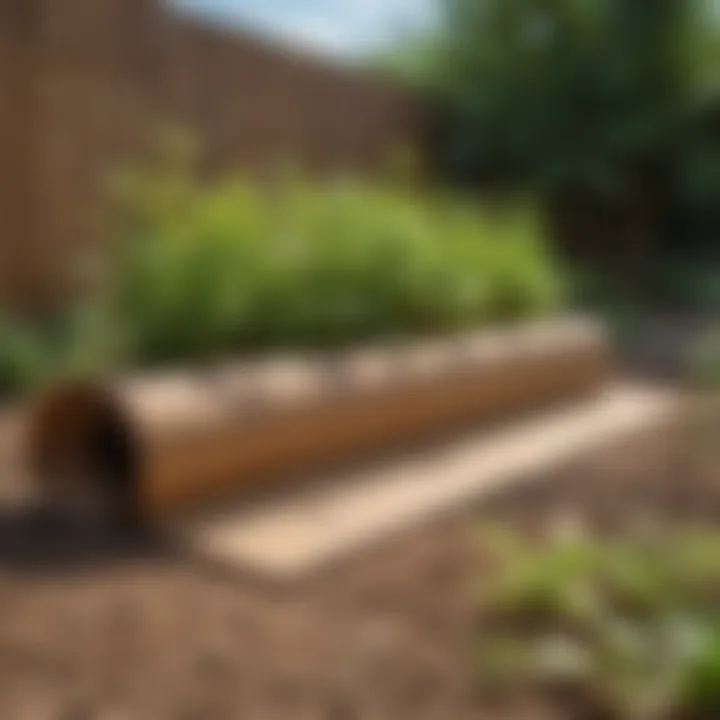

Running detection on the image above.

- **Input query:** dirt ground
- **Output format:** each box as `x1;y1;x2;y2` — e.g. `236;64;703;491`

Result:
0;404;716;719
0;487;476;720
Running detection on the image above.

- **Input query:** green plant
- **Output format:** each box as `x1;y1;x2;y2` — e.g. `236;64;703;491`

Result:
475;527;720;719
0;317;51;399
689;328;720;389
105;156;565;366
0;154;566;397
0;303;125;401
680;627;720;715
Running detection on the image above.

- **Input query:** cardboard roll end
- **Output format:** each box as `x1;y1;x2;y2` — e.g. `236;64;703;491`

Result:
28;383;142;525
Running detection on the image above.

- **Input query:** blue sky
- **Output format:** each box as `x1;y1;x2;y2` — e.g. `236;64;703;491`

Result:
171;0;438;58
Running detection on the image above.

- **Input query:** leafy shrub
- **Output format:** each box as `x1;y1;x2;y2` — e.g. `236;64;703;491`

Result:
475;527;720;719
0;152;566;397
0;307;122;400
0;318;51;399
680;628;720;716
106;157;565;366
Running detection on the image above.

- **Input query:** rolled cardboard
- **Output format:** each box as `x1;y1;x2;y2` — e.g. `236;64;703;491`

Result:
28;316;610;522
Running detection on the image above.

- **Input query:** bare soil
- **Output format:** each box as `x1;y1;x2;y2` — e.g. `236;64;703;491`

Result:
0;400;717;719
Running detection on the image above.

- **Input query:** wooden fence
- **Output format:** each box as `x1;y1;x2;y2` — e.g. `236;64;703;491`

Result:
0;0;428;310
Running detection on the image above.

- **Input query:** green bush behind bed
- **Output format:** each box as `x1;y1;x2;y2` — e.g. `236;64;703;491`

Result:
0;159;566;395
107;161;565;365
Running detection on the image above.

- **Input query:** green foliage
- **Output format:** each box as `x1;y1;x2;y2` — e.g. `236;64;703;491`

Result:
689;328;720;390
104;158;565;367
568;266;647;348
0;143;565;398
572;261;720;314
423;0;720;208
0;318;53;399
644;260;720;313
0;307;123;400
680;628;720;715
476;526;720;718
677;115;720;209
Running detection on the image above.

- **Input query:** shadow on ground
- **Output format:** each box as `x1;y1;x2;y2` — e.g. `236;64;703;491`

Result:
0;507;174;574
